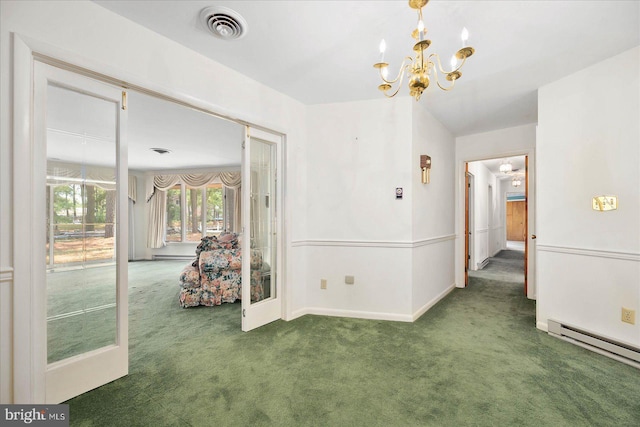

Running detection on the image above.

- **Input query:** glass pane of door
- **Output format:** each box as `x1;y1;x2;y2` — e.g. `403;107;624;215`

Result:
250;138;276;303
45;83;118;363
242;127;282;331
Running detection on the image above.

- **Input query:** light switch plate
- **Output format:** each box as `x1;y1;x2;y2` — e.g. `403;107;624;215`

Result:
592;195;617;211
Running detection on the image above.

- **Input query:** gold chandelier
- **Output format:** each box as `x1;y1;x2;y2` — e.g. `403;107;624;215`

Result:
373;0;475;100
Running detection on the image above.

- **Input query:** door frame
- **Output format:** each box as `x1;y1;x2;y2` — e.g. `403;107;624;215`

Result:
464;167;474;285
11;33;289;403
455;149;536;299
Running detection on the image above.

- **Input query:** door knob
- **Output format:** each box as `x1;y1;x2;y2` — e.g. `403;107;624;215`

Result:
531;234;537;240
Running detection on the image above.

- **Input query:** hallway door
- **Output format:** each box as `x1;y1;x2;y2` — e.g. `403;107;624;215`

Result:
506;201;526;241
35;62;128;403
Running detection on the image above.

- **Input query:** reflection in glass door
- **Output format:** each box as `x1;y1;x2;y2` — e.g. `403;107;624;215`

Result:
35;62;128;403
242;127;282;332
249;138;277;302
46;84;118;363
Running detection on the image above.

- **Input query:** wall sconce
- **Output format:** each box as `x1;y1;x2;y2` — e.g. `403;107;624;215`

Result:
420;155;431;184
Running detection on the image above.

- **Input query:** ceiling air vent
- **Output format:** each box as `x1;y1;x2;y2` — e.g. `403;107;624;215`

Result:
150;148;171;155
200;6;247;40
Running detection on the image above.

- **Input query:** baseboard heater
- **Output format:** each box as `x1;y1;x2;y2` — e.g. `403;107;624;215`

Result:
152;255;194;261
548;320;640;368
478;258;489;269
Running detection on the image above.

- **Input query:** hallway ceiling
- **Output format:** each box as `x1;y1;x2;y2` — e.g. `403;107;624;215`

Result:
476;156;526;179
93;0;640;137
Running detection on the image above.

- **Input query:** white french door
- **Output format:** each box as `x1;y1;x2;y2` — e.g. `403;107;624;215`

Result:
34;62;128;403
241;126;283;331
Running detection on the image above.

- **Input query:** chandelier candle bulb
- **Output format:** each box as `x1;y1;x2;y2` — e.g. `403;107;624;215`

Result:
379;39;386;62
461;27;469;48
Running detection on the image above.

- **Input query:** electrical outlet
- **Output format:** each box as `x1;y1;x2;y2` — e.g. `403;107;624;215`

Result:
621;307;636;325
320;279;327;290
345;275;355;285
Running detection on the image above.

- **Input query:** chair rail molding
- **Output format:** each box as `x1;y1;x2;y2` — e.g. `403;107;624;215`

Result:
536;244;640;262
291;234;455;249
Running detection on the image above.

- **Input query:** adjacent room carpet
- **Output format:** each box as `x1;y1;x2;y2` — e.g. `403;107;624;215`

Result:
65;259;640;426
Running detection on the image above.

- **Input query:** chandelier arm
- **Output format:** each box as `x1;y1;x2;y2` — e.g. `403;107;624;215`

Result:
453;53;468;73
436;79;456;91
383;86;404;98
430;62;456;92
386;64;412;97
380;57;414;84
428;52;468;74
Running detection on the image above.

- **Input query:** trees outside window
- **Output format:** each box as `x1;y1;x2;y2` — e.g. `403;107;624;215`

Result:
206;184;223;236
166;185;182;242
47;182;115;266
166;183;225;243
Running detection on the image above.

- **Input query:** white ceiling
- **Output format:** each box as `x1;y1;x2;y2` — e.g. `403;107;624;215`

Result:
51;1;637;171
47;85;243;171
93;0;640;137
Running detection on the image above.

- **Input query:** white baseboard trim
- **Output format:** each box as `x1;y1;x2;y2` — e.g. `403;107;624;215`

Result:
412;284;456;321
290;308;310;320
536;321;548;332
290;284;456;324
152;255;194;261
296;307;413;322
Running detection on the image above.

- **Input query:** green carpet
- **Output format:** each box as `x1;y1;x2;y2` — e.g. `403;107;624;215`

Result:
469;249;525;283
62;260;640;426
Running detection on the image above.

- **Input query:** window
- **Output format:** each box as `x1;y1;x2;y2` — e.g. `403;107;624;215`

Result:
206;184;224;236
186;188;202;242
166;183;226;243
46;182;115;266
166;185;182;242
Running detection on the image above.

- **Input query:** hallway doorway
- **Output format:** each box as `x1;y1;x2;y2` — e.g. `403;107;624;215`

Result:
463;155;530;296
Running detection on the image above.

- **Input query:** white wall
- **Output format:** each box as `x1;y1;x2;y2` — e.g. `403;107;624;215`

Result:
467;161;498;268
129;171;148;261
455;123;536;292
536;46;639;347
305;97;413;242
299;97;414;319
299;98;456;321
411;103;456;315
1;0;307;403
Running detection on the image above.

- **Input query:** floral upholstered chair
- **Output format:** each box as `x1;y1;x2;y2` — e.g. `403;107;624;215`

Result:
178;233;264;308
